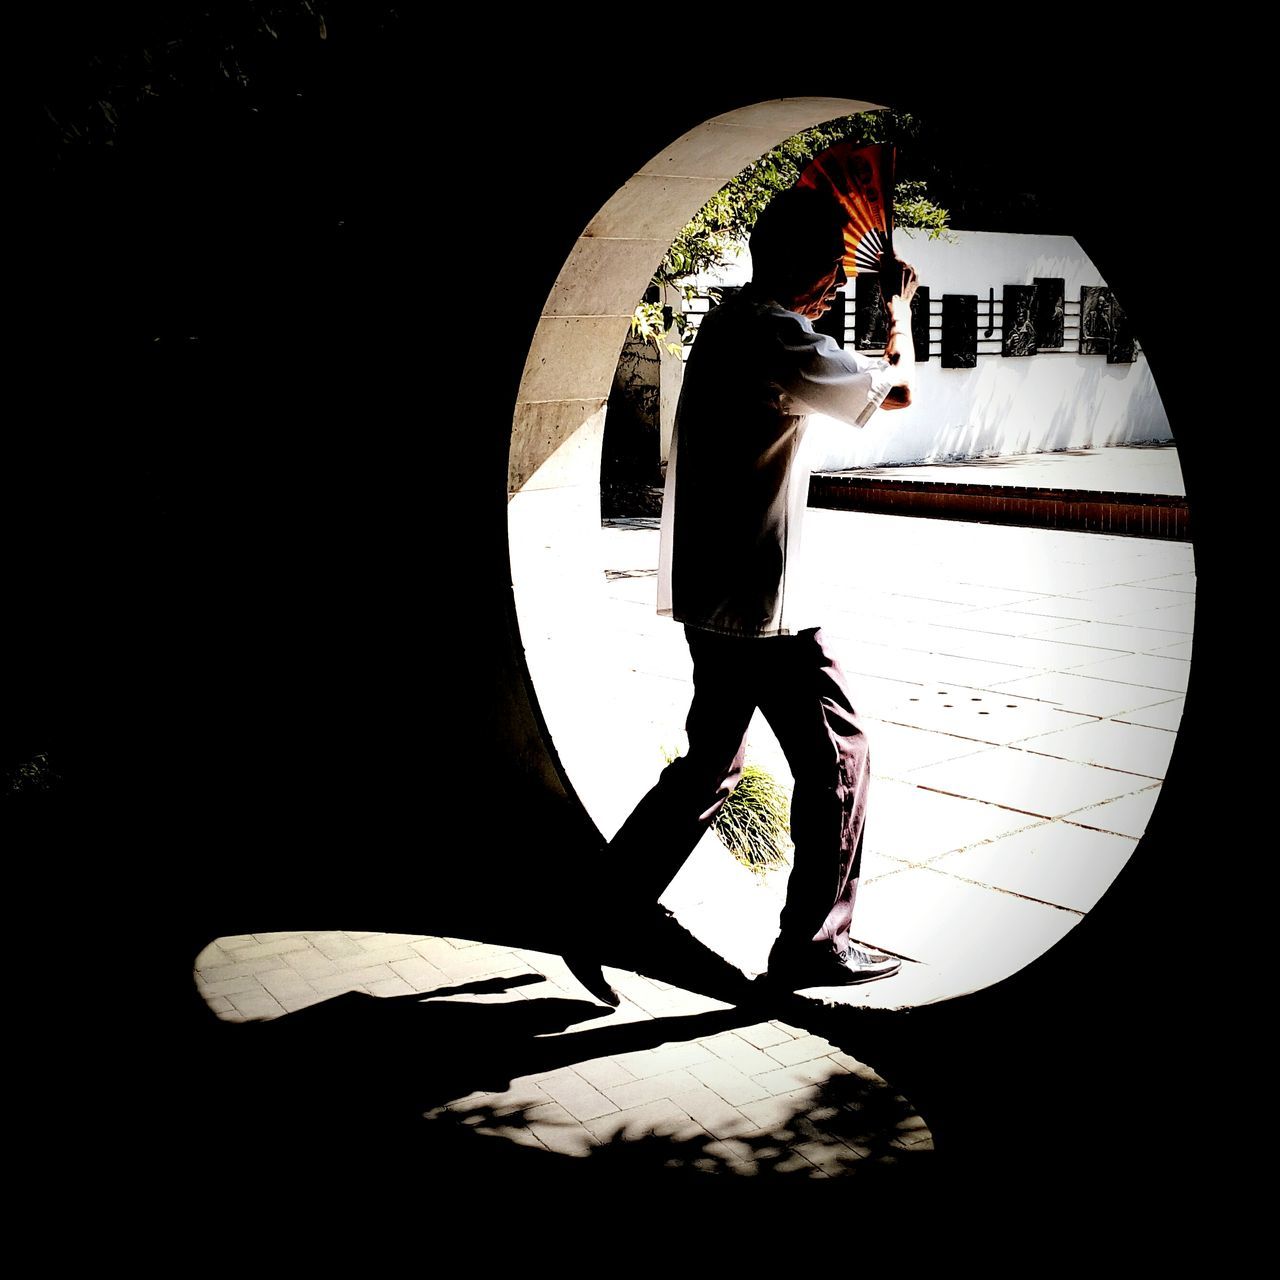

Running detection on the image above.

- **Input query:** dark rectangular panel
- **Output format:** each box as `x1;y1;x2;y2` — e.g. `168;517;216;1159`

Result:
942;294;977;368
1108;292;1136;363
855;272;888;349
1002;284;1037;356
1033;277;1065;348
910;286;930;361
1080;285;1111;354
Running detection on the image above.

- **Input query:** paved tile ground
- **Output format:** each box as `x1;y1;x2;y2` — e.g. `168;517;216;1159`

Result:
195;446;1189;1184
194;932;934;1178
511;445;1192;1009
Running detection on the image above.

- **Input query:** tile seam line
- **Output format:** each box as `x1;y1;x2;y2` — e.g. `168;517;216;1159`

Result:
869;716;1020;744
910;864;1088;916
1060;816;1148;838
1040;675;1190;696
916;816;1056;856
909;785;1059;821
996;743;1168;780
891;679;1064;701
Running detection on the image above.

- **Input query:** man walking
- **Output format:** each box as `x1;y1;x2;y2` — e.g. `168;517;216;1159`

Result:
574;186;917;1000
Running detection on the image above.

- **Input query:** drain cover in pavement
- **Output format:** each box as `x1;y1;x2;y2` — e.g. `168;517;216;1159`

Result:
876;686;1092;745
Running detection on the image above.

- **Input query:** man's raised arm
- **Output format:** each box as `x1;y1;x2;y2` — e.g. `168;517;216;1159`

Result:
880;257;918;410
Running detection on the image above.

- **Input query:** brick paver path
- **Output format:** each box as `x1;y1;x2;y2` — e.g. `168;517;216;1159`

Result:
196;931;934;1178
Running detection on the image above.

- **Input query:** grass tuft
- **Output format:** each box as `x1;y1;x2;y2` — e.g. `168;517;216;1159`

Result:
713;763;791;874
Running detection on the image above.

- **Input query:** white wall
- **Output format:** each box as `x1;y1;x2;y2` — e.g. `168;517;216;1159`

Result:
696;229;1173;471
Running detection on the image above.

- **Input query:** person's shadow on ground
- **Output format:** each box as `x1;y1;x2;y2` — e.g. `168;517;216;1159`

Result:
175;913;935;1195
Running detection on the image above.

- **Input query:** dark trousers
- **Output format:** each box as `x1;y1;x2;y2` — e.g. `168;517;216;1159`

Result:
609;625;871;963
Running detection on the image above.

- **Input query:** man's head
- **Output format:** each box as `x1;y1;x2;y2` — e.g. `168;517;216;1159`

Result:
749;187;848;319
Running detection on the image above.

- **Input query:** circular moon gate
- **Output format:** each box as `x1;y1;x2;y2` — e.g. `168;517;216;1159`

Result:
506;97;1192;1010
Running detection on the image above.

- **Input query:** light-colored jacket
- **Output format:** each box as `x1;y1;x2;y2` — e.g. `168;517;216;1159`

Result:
657;285;893;636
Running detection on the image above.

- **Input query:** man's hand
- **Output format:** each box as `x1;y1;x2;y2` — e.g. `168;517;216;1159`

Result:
883;293;915;370
879;257;917;407
880;255;918;377
879;255;918;307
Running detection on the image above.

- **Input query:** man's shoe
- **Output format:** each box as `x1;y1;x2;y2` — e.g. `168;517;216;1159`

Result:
767;943;901;989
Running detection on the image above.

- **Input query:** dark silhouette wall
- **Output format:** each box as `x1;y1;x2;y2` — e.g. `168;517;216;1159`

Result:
20;8;1238;1227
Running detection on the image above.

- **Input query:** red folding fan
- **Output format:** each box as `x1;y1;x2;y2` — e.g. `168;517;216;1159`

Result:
797;141;896;278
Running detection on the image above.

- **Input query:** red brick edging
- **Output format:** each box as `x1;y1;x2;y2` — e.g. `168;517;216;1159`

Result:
808;474;1189;540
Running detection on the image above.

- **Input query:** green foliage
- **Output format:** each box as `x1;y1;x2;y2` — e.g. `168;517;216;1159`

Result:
654;109;951;293
893;180;954;242
714;764;792;875
630;300;682;356
633;109;951;349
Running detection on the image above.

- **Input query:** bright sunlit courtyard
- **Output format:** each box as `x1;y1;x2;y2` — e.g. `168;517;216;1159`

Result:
510;445;1192;1009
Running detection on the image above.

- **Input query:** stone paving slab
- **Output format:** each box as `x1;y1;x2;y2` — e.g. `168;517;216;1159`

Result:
1061;788;1164;840
876;686;1097;746
1113;699;1184;732
856;719;987;776
935;607;1096;639
847;869;1081;985
909;745;1150;818
1067;653;1191;692
864;779;1044;860
1017;718;1177;778
931;822;1137;914
989;672;1186;719
1107;604;1195;633
1024;620;1193;652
